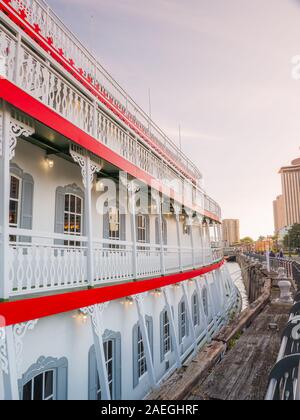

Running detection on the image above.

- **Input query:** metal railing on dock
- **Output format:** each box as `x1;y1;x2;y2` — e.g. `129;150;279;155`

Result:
265;295;300;400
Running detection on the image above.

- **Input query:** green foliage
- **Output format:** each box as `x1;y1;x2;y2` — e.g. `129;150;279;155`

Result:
240;237;254;244
283;224;300;249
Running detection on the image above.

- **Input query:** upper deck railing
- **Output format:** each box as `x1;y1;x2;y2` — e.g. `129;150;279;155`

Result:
0;0;221;219
0;0;201;183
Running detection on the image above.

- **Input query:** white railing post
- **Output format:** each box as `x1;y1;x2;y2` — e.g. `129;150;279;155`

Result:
13;33;21;86
197;215;205;266
0;103;10;300
173;203;183;272
134;294;158;389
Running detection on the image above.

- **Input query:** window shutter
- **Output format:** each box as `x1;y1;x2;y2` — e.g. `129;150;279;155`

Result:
88;346;98;401
20;174;34;242
103;208;110;240
155;217;159;245
56;358;68;400
54;187;65;245
145;215;150;243
120;213;126;241
163;218;167;245
135;215;139;242
178;302;182;344
132;323;139;389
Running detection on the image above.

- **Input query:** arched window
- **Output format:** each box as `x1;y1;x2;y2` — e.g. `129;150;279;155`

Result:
19;356;68;400
202;287;209;317
88;331;121;400
55;184;84;245
192;292;200;327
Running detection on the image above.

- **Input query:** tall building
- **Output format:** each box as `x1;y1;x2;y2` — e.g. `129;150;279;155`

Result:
274;157;300;234
280;158;300;227
273;195;285;234
222;219;240;246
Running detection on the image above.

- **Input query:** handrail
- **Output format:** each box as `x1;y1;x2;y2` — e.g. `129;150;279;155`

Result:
0;0;202;183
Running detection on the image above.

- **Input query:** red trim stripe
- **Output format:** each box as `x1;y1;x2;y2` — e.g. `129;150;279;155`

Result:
0;78;220;223
0;260;224;327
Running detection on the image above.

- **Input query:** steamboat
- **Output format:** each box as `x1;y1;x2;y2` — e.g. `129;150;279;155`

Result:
0;0;238;400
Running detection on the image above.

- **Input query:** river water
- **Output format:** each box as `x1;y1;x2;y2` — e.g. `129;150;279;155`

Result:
227;262;249;311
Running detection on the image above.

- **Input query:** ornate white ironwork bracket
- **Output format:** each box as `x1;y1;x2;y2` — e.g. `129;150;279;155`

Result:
0;327;8;375
9;118;35;160
70;145;103;190
80;303;109;337
13;319;39;371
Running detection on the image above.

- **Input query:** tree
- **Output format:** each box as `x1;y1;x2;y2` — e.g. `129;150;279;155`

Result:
283;224;300;249
240;237;254;244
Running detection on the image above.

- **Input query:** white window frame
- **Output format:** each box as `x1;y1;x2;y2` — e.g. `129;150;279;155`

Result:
163;310;171;356
180;301;187;340
137;325;147;379
64;193;83;245
192;294;200;326
109;207;120;241
137;214;146;243
9;174;22;228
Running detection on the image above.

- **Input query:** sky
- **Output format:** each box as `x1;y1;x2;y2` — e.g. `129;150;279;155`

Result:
47;0;300;239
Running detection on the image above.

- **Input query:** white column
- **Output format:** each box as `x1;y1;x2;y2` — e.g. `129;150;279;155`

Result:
134;295;157;389
83;304;111;400
173;204;183;272
198;215;205;266
0;104;11;300
0;103;34;300
1;327;19;400
205;275;218;331
70;149;102;287
194;278;211;343
163;287;181;368
128;183;138;279
154;192;165;276
182;282;197;353
85;156;94;287
186;210;195;269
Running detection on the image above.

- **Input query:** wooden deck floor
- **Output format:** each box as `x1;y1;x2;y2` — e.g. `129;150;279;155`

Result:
189;302;290;400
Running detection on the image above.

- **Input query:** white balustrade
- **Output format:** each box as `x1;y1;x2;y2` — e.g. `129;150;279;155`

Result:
0;15;221;220
6;228;223;296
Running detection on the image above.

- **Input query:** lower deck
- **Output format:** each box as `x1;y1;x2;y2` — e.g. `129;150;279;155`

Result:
0;265;238;400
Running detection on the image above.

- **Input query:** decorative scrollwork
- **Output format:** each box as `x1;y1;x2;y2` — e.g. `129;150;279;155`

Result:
70;149;102;190
9;118;34;160
13;319;39;370
0;327;8;374
80;303;109;337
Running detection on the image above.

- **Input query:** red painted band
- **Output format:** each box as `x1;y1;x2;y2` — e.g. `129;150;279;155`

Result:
0;260;224;327
0;78;220;223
